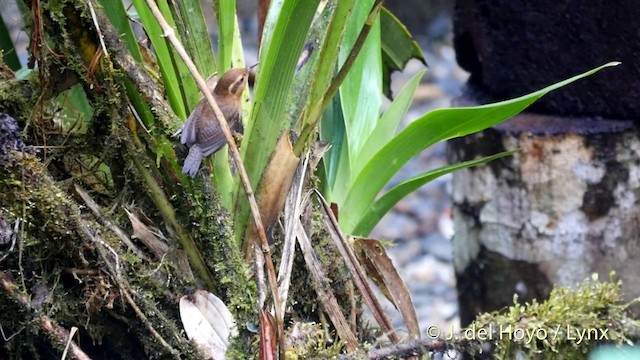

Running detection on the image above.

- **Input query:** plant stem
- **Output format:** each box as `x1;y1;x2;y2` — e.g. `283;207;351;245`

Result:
144;0;284;351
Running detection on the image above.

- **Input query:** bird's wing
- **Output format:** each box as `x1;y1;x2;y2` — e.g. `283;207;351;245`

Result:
198;113;239;156
198;134;227;156
180;104;204;146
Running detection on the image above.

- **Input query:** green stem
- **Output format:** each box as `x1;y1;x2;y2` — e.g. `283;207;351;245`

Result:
127;141;217;290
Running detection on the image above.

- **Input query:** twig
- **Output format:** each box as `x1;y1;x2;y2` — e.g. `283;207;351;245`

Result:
277;152;310;316
86;1;108;59
61;326;79;360
77;220;181;359
312;190;399;343
0;272;93;360
74;185;150;261
143;0;283;345
321;0;384;113
294;219;360;353
121;285;181;360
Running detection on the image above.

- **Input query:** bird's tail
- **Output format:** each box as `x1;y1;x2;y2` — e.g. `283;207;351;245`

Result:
182;146;203;177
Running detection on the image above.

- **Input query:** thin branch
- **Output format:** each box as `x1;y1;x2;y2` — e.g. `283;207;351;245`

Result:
61;326;79;360
321;0;384;115
0;272;93;360
74;185;150;261
77;220;181;359
294;219;361;353
143;0;283;345
312;189;399;343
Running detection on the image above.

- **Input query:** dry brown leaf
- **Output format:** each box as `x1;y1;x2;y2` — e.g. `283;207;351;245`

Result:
125;209;168;259
294;220;360;353
312;190;399;343
259;309;277;360
245;132;300;253
354;238;420;340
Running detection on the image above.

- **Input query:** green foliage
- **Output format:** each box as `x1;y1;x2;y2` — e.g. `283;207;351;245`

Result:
334;62;619;235
232;0;321;242
0;10;20;71
100;0;619;245
467;273;640;359
379;7;426;98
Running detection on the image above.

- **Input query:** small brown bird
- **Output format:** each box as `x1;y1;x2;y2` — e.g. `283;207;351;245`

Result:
181;68;249;177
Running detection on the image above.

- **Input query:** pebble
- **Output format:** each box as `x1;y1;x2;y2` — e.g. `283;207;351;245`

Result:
422;232;453;262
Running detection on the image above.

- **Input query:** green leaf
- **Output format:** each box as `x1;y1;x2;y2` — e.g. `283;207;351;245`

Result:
339;62;621;233
170;0;216;77
352;150;518;236
305;0;356;127
54;84;94;133
380;7;426;98
131;0;196;118
213;0;236;71
0;7;21;71
354;69;425;176
99;0;157;131
320;94;349;201
324;0;382;204
233;0;321;243
339;0;381;161
213;3;250;209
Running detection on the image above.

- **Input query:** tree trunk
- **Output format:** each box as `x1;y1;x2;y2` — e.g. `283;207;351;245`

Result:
451;0;640;326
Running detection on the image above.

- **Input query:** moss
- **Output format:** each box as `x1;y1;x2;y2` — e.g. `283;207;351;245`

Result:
183;177;258;325
465;273;640;359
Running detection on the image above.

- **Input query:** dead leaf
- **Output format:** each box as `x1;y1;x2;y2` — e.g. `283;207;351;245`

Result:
179;290;237;360
354;238;420;340
245;132;299;255
125;209;168;259
259;309;277;360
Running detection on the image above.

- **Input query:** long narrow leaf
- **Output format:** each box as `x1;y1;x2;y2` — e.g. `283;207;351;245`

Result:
354;69;425;176
320;95;349;201
98;0;157;130
0;12;20;71
213;0;236;71
305;0;356;126
213;13;247;209
233;0;320;242
131;0;194;118
352;150;518;236
170;0;216;76
380;7;426;98
339;0;382;163
340;62;620;233
326;0;381;204
98;0;143;62
156;0;200;112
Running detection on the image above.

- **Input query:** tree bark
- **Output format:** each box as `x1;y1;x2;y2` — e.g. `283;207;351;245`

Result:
451;0;640;326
